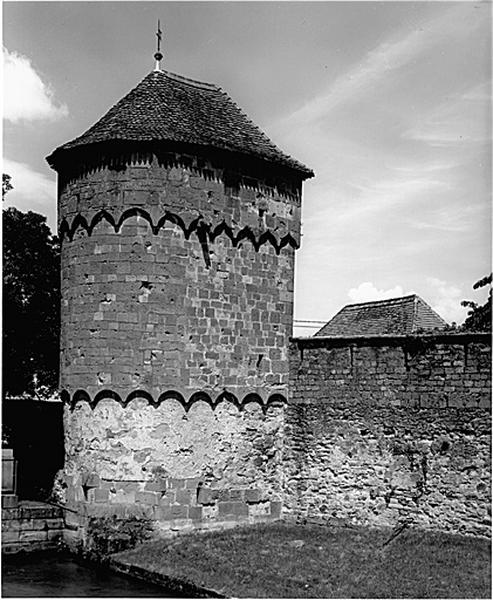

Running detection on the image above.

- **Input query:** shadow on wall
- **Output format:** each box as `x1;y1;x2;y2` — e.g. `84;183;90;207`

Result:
2;399;64;501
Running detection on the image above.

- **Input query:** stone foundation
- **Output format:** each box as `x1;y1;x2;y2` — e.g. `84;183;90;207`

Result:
62;473;282;550
2;502;65;554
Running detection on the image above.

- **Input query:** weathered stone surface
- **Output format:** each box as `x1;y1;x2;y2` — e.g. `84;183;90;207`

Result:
288;336;491;408
64;401;284;496
285;335;492;537
59;160;298;403
58;156;298;535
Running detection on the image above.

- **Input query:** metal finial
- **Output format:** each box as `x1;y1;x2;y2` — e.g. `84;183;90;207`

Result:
154;20;163;71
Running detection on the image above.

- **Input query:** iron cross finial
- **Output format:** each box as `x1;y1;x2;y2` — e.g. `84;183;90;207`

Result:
154;19;163;71
156;19;162;53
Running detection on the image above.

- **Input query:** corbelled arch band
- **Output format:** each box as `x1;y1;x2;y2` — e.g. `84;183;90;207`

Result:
60;388;287;413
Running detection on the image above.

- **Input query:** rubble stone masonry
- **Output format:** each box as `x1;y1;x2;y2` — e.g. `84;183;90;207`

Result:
285;333;491;537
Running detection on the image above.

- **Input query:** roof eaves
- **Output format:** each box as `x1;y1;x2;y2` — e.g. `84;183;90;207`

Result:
47;69;314;179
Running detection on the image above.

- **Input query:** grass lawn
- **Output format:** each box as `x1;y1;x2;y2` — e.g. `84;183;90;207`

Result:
111;522;491;598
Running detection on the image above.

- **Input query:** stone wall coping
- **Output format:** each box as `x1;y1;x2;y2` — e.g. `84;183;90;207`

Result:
291;332;491;348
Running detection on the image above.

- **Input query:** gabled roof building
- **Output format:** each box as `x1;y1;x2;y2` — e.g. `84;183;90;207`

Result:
315;294;448;337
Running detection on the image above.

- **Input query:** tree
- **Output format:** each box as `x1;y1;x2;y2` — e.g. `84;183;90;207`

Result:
2;204;60;397
3;174;13;199
461;274;492;332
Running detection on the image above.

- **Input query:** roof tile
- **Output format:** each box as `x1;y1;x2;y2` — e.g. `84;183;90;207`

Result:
315;295;448;337
47;70;313;177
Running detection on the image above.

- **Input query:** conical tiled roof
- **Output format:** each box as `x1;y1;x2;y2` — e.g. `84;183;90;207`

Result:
47;69;313;177
315;295;448;337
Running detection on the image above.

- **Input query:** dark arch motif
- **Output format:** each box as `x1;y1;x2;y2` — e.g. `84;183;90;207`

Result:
266;393;288;408
157;390;186;406
125;389;155;407
62;388;287;413
71;389;92;409
186;391;214;412
90;209;118;233
212;390;240;411
58;209;299;266
240;393;265;411
93;389;123;407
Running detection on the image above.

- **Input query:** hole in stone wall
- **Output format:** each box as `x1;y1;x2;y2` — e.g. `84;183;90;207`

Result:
256;354;263;368
440;441;450;454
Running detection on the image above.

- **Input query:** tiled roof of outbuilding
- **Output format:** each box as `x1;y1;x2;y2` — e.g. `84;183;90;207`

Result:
47;69;313;177
315;295;448;337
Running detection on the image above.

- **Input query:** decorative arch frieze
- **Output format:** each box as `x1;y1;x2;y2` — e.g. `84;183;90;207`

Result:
61;388;287;413
59;209;298;267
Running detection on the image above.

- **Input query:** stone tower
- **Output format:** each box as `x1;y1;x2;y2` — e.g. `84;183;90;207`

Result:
47;65;313;533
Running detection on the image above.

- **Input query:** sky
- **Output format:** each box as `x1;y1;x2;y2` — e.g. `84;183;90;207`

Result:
2;1;492;334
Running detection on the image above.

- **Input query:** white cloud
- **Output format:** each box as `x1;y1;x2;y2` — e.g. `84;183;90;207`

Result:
426;277;467;325
3;158;57;230
3;47;68;123
346;279;472;325
348;282;405;304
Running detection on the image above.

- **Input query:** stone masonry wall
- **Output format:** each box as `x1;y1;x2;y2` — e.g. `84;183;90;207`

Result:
285;334;491;536
59;156;299;403
57;153;300;533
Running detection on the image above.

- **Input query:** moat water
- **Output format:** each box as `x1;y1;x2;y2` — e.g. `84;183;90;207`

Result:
2;551;178;597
